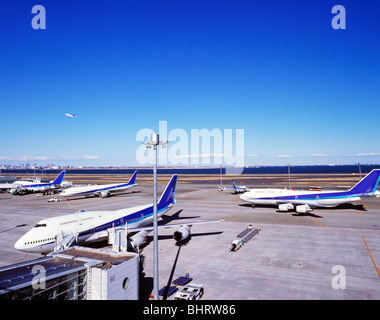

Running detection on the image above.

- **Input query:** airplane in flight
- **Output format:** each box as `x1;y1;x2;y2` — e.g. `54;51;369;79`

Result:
240;169;380;213
232;179;248;194
65;113;76;118
9;171;66;195
14;175;223;254
59;171;138;199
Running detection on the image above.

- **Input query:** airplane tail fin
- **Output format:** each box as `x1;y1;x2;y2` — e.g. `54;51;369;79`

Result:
232;179;237;189
52;171;66;185
349;169;380;195
158;175;178;206
128;171;138;185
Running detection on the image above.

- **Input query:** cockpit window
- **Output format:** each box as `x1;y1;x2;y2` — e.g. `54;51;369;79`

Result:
34;223;47;228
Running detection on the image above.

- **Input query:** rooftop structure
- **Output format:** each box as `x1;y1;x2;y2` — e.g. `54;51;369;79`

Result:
0;246;138;300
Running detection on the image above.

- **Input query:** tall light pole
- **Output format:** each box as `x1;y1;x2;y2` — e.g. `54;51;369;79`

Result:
143;133;169;300
220;165;223;190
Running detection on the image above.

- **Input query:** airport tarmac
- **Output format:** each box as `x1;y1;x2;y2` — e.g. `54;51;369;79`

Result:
0;177;379;300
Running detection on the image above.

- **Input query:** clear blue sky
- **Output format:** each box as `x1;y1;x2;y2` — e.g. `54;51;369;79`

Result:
1;1;379;167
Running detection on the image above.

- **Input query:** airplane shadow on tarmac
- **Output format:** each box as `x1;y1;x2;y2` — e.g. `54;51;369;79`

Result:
160;209;201;223
139;230;223;300
114;208;221;299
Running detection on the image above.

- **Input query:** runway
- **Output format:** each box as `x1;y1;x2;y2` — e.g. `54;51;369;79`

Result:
0;177;379;300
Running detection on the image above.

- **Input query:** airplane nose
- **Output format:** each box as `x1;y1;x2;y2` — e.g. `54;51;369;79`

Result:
14;237;25;251
14;239;22;250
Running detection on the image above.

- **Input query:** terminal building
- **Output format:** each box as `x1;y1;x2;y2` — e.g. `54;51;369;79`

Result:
0;246;139;300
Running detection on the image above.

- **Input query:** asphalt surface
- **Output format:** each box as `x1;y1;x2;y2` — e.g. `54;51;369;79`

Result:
0;178;379;300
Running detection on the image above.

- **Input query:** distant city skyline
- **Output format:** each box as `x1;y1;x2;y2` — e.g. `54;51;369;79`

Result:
1;1;379;168
1;153;379;169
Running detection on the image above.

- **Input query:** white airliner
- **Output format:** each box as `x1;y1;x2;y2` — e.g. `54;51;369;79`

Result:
232;179;248;194
59;171;137;199
65;113;76;118
9;171;66;195
14;175;223;254
240;169;380;213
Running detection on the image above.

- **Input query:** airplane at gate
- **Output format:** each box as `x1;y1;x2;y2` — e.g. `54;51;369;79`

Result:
9;171;66;195
240;169;380;213
14;175;223;254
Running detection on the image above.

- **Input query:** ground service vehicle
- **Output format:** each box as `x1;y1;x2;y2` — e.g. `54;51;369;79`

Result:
173;283;204;300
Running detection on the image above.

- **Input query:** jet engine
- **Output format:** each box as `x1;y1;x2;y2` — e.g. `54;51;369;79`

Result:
97;191;109;198
128;230;149;250
278;203;294;212
296;204;312;214
44;188;55;195
9;188;26;195
173;225;191;242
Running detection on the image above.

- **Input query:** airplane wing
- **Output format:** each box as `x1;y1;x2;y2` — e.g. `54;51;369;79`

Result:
127;217;225;244
274;199;319;207
83;217;224;250
128;217;225;233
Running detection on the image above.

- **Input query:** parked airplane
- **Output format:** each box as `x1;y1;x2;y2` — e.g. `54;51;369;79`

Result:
65;113;76;118
14;175;223;254
232;179;248;194
240;169;380;213
9;171;66;195
59;171;138;199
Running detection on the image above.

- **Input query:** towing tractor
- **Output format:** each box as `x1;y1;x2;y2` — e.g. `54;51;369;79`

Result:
173;283;204;300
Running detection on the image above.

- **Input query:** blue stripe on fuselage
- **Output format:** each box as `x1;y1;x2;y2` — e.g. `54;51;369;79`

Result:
257;190;358;202
70;183;136;196
23;183;53;188
77;201;170;238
